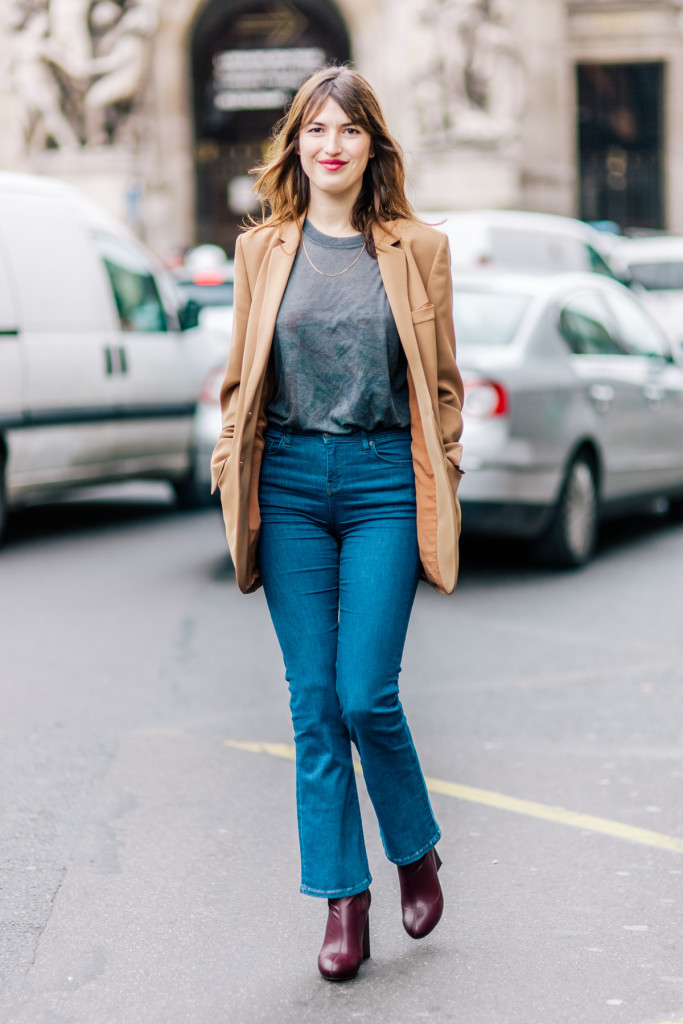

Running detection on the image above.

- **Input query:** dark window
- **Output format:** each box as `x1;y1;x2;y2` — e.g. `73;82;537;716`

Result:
95;234;168;333
577;62;664;231
559;291;624;356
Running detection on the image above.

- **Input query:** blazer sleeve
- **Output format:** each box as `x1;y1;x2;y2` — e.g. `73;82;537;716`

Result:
426;235;464;467
210;233;252;493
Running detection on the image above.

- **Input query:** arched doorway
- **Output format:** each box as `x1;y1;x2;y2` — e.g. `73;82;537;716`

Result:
191;0;351;255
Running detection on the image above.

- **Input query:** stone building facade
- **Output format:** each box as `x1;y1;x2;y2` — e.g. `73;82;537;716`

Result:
1;0;682;260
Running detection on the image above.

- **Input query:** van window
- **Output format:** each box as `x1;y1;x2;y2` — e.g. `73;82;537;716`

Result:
559;291;624;355
95;234;168;333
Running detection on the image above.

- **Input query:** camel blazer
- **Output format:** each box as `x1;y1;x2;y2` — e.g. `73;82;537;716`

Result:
211;216;464;595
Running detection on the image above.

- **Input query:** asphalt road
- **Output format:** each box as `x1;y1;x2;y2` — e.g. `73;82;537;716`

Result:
1;486;682;1024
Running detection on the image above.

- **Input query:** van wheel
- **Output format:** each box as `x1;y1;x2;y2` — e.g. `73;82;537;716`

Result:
533;456;598;568
173;448;214;509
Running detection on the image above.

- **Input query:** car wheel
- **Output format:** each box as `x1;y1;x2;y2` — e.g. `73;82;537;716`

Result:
533;456;598;568
173;446;215;509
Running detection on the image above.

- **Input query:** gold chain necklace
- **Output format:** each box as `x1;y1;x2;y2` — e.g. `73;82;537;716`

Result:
301;235;366;278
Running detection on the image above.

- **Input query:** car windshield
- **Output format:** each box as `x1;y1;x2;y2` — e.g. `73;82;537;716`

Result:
627;260;683;291
452;289;531;347
489;227;588;272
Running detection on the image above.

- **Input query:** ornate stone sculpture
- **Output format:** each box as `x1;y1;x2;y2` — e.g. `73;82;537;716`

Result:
8;0;158;152
414;0;525;148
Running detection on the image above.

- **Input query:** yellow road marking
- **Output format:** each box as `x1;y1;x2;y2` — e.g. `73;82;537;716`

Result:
225;740;683;855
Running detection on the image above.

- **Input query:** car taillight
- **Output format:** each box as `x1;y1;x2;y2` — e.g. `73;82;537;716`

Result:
463;380;509;418
200;365;225;404
193;269;227;286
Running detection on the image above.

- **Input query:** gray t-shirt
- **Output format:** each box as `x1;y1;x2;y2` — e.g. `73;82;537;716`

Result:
266;219;410;434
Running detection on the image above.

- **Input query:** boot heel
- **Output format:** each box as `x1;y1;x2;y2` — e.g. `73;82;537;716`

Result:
362;914;371;959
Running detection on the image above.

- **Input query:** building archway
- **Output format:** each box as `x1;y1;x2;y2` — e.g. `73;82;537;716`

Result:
190;0;351;254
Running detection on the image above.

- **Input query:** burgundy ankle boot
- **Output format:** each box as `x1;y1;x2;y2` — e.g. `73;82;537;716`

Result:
397;848;443;939
317;889;371;981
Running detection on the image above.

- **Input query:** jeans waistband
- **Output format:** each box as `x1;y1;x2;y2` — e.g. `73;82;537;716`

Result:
264;424;411;449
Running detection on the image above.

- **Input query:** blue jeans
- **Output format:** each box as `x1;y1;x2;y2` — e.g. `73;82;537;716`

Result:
257;425;441;898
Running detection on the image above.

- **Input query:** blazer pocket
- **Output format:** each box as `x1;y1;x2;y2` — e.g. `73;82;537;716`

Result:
411;303;436;325
211;455;231;494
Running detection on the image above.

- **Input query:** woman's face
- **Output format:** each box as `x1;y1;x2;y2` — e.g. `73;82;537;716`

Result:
297;97;373;202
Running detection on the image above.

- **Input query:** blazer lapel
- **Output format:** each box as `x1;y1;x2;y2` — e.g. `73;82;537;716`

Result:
242;220;300;411
375;223;432;418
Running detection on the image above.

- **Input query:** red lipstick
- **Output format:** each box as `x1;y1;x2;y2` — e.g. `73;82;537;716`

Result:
319;160;347;171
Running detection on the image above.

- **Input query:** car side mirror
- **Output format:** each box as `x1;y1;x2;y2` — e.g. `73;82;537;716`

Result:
178;297;200;331
671;338;683;366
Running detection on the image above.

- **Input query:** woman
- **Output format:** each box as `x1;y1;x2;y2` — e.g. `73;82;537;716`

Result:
211;65;464;981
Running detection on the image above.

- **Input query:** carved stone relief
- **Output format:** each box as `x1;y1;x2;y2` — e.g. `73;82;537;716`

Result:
414;0;525;149
8;0;159;152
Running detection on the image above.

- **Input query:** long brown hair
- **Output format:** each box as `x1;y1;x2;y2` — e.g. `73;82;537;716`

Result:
249;65;414;255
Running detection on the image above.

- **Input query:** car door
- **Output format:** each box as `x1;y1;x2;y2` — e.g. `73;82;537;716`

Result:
0;192;126;491
91;231;211;476
605;287;683;492
558;288;655;500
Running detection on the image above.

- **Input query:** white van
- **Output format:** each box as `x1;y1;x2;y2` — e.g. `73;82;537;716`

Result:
0;172;228;537
418;209;618;278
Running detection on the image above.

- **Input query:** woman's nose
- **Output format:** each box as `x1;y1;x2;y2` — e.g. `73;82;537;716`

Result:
325;132;343;154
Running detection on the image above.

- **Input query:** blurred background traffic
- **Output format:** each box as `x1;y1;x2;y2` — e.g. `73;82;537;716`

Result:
2;0;683;566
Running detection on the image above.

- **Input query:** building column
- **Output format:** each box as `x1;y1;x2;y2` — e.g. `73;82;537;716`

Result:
518;0;575;215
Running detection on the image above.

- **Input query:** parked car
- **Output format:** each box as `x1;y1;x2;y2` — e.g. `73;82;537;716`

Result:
418;209;619;279
194;265;683;568
0;172;230;537
172;246;234;335
608;235;683;353
453;271;683;565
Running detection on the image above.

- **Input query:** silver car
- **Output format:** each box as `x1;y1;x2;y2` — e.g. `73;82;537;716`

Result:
454;271;683;566
608;235;683;354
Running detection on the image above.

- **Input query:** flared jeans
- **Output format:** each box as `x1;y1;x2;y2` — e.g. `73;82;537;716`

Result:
257;425;440;898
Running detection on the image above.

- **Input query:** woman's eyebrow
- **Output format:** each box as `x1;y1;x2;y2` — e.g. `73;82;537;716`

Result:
306;119;360;128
